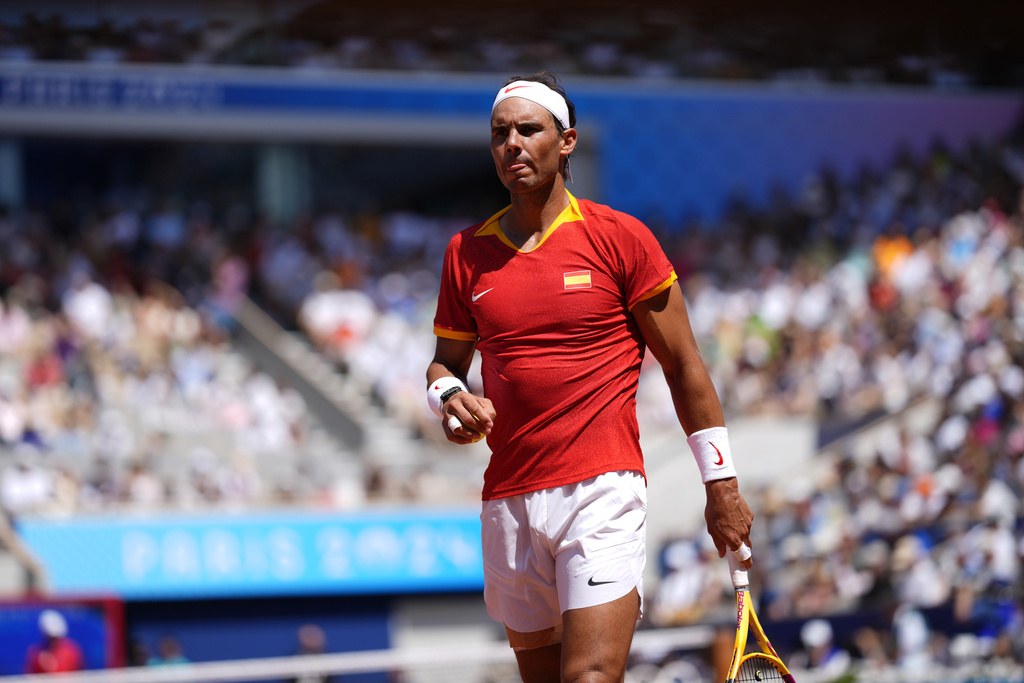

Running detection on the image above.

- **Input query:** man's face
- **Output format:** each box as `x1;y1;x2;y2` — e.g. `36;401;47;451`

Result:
490;97;575;195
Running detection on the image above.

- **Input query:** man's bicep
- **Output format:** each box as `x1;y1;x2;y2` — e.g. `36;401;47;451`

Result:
429;336;477;382
633;281;725;432
631;284;702;370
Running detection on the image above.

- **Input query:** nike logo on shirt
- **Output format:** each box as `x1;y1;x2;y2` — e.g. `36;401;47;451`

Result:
472;288;494;302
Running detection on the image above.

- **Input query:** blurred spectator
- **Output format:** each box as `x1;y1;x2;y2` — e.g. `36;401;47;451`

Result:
893;606;932;672
1;6;1021;88
128;636;151;667
298;271;377;371
24;609;83;674
146;635;189;666
650;538;725;626
62;271;113;343
0;448;52;516
288;624;335;683
790;619;852;680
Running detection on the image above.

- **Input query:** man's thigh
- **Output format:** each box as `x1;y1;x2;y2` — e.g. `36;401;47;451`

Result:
512;588;640;683
483;471;647;634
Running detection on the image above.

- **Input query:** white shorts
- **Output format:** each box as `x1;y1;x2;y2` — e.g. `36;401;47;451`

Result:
480;470;647;636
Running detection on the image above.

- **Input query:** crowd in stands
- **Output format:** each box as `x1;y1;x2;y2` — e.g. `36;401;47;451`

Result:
0;11;237;66
648;150;1024;674
1;8;1023;668
3;119;1020;680
0;202;357;520
1;3;1022;88
265;123;1024;674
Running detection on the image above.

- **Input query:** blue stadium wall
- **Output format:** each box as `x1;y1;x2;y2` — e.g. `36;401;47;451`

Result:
15;510;483;666
0;63;1020;222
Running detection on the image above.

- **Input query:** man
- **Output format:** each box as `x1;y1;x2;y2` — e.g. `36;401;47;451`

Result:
426;73;754;683
24;610;83;674
288;624;335;683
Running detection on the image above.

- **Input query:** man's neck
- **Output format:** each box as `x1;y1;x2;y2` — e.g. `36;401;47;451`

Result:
500;179;570;250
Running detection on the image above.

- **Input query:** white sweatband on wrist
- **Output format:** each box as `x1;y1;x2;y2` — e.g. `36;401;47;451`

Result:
427;377;468;418
687;426;738;483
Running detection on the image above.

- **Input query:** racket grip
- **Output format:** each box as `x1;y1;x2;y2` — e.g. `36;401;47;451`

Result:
727;546;750;588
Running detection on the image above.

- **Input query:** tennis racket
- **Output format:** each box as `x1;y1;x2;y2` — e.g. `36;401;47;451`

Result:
724;550;795;682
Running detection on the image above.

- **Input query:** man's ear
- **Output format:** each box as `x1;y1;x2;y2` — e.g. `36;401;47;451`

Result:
561;128;578;156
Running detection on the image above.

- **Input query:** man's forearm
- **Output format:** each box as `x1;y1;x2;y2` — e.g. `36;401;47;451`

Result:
664;361;725;436
427;360;467;386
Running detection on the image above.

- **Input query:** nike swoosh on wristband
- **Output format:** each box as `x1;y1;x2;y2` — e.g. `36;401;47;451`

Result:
588;577;616;587
711;442;724;466
472;288;494;302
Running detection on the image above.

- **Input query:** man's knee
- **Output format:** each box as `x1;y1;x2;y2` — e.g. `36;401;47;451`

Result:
562;658;628;683
506;624;563;651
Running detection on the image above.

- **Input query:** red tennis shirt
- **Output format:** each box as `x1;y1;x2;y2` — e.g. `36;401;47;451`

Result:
434;192;677;500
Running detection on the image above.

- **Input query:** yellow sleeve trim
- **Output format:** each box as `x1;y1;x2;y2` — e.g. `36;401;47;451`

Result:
628;271;678;310
434;326;479;341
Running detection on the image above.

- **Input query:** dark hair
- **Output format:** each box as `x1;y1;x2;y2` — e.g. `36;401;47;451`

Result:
500;72;576;180
500;72;577;132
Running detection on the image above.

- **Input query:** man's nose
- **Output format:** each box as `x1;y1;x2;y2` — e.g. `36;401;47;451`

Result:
505;130;522;152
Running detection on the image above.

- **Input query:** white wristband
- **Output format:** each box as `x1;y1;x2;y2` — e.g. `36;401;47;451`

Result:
427;376;468;418
687;426;737;483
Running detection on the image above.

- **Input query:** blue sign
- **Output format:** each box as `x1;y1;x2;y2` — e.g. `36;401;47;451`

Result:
1;64;1020;222
16;510;484;600
0;69;224;111
0;66;487;115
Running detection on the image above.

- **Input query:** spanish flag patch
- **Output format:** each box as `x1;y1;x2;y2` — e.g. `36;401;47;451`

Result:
563;270;592;290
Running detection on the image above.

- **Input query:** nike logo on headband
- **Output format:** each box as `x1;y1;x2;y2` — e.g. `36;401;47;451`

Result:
504;85;531;93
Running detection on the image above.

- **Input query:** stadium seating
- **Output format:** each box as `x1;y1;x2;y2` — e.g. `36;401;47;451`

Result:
0;3;1022;675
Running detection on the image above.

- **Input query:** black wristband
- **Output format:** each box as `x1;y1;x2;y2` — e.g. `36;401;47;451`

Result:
439;386;464;404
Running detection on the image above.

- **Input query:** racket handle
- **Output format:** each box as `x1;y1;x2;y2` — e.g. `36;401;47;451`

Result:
727;545;750;588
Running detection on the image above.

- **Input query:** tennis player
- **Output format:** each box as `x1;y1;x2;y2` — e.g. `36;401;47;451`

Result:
427;73;754;683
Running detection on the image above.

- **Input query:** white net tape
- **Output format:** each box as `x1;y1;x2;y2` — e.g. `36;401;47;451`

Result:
0;627;714;683
1;626;1020;683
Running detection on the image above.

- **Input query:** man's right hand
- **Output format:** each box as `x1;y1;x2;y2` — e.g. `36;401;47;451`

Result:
443;392;496;444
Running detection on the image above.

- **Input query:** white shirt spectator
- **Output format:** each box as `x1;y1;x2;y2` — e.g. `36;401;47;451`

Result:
63;274;114;341
0;457;53;515
0;301;31;354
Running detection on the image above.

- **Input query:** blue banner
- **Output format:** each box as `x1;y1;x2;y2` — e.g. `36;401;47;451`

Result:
1;64;1020;222
16;509;484;600
0;66;488;115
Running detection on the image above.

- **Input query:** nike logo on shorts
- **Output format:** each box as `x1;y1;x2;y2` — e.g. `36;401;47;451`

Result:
588;577;616;587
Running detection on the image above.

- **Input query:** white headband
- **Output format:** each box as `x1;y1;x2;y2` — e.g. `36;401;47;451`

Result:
491;80;571;130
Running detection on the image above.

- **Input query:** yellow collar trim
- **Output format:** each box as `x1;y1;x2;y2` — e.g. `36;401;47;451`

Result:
474;191;584;252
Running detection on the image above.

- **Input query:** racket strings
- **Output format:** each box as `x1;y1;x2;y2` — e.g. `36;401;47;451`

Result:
736;654;784;681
